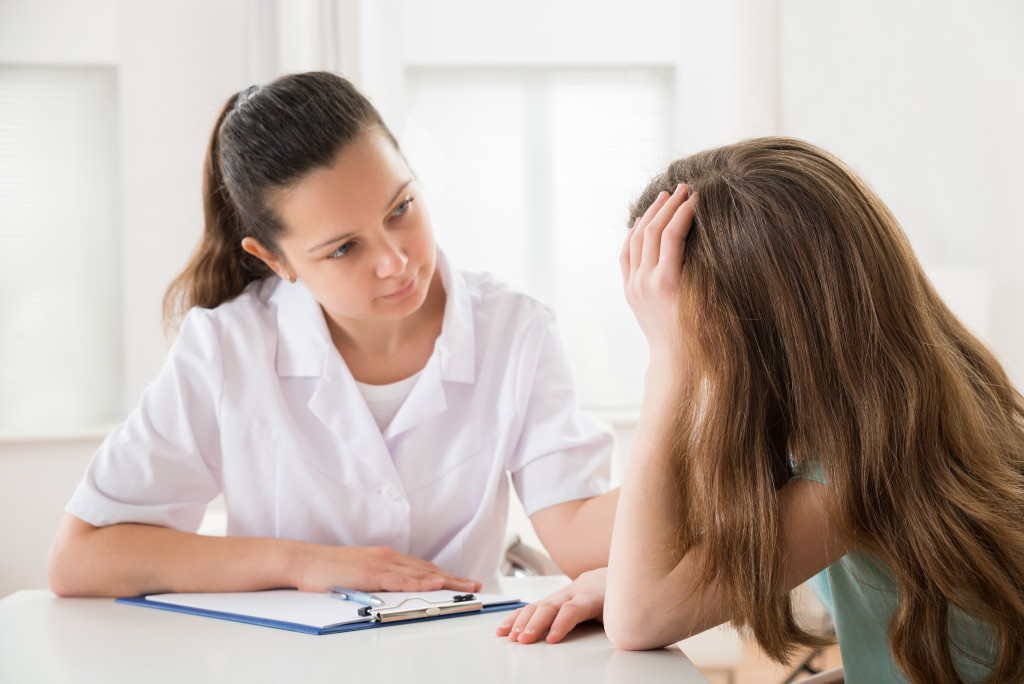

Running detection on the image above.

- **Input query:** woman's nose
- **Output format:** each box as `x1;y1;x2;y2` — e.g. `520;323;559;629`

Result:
374;238;408;279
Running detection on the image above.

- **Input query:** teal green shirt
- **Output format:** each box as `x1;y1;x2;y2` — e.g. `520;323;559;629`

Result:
806;551;908;682
797;471;996;682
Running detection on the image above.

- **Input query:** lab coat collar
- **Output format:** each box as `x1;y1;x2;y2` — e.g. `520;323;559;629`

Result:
267;277;331;378
261;247;477;476
432;248;476;385
382;249;476;438
268;246;476;385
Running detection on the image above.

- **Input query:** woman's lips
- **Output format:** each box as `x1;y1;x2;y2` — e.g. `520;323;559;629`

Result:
380;276;417;302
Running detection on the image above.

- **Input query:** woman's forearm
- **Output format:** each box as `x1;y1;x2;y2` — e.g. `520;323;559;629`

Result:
603;364;724;649
47;513;303;597
47;513;482;598
530;489;620;578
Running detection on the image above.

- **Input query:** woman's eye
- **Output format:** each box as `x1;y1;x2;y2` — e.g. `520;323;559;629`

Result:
328;241;353;259
392;197;414;217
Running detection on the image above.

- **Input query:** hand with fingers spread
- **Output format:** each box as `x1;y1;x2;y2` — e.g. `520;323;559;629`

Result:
295;544;482;594
495;568;607;644
619;183;697;362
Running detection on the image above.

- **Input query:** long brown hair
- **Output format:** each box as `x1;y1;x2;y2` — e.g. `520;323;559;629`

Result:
630;137;1024;682
163;72;397;325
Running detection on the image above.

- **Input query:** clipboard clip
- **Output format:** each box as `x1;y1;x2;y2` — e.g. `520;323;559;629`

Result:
358;593;483;622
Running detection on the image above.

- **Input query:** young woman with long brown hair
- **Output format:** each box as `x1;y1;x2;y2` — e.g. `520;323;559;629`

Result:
47;72;618;598
498;137;1024;683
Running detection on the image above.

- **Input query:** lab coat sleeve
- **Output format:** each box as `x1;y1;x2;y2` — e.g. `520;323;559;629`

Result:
507;314;613;516
65;308;225;532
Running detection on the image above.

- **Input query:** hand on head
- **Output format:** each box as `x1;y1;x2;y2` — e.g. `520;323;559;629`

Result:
619;183;697;362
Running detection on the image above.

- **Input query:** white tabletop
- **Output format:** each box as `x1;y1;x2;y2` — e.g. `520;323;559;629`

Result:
0;577;709;683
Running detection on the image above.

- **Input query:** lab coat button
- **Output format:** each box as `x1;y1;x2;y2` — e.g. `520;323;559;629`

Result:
381;486;399;501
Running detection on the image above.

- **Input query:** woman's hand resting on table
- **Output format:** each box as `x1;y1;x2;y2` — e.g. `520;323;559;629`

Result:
495;568;607;644
294;543;482;594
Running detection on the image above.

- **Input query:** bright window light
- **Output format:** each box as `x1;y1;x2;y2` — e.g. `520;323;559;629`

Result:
0;67;123;435
404;66;673;410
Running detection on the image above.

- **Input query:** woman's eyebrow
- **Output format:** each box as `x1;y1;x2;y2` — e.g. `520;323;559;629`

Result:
307;230;356;254
384;179;414;211
306;180;415;254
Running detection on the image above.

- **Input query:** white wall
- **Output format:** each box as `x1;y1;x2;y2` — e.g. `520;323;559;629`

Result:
117;1;249;402
0;439;101;593
779;0;1024;388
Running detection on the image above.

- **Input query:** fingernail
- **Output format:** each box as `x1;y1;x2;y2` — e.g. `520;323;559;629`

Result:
674;183;686;194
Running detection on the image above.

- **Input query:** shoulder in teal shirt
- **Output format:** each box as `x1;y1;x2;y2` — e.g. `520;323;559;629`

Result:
795;468;997;682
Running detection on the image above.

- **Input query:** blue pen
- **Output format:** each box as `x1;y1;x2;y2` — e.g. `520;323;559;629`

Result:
328;587;385;607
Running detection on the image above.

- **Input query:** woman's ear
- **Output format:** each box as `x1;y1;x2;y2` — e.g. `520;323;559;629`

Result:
241;237;296;283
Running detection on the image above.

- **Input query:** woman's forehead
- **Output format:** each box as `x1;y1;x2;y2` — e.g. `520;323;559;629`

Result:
274;132;412;240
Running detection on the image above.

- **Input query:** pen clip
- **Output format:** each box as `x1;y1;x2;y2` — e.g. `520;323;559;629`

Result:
363;594;482;622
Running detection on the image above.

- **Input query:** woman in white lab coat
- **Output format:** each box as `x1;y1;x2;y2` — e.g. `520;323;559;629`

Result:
47;72;617;598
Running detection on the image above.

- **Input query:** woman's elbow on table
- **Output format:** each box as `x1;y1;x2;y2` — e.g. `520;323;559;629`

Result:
603;597;679;651
604;589;711;651
46;513;109;597
604;613;669;651
46;521;82;597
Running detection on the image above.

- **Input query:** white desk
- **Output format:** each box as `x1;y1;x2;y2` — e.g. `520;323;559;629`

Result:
0;577;709;683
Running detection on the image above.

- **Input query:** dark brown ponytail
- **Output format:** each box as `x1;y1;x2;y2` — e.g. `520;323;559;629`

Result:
163;73;397;326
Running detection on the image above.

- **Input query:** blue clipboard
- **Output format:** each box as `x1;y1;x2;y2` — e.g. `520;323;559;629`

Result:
116;589;526;635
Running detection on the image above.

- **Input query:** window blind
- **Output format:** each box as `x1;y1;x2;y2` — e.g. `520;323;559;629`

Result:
0;67;123;435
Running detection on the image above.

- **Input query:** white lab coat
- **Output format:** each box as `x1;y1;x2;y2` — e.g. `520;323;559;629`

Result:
67;251;612;579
